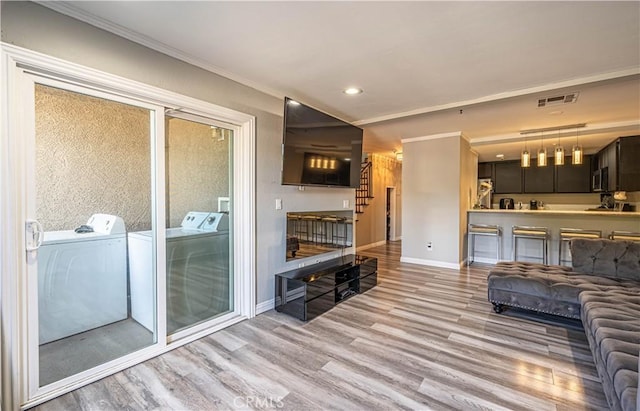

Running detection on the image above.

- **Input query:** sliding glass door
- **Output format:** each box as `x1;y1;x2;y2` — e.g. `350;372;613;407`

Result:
163;115;234;336
2;45;255;409
24;79;164;396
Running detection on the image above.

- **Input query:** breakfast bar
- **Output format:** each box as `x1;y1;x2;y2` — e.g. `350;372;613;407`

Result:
467;209;640;265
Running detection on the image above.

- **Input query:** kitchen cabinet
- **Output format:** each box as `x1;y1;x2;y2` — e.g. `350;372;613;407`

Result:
493;161;522;194
555;155;592;193
594;136;640;192
523;159;554;193
482;156;593;194
478;162;493;179
617;136;640;191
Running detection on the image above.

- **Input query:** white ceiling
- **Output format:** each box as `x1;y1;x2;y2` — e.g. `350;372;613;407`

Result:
43;1;640;161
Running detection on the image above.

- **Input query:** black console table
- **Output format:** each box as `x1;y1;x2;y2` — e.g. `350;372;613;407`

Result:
275;254;377;321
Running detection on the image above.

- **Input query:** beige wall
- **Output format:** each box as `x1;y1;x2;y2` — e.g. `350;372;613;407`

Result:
35;84;152;232
34;87;231;232
166;118;230;228
356;153;402;247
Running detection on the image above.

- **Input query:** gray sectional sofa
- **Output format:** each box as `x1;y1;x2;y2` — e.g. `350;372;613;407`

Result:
488;238;640;411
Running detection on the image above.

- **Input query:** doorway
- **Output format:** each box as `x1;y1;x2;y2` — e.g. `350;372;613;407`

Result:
386;187;397;241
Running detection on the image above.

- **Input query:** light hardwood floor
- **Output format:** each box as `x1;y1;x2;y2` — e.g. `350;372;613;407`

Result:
34;241;608;410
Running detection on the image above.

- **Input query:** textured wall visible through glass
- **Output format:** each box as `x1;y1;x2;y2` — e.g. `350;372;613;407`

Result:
35;84;151;232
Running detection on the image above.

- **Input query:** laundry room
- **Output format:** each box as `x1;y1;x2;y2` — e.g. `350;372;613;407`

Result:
34;84;232;386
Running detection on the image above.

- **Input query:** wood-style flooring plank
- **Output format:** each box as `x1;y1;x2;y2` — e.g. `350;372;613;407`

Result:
33;241;609;410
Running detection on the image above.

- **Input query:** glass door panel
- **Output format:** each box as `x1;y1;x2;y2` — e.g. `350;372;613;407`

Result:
165;116;233;335
34;84;157;387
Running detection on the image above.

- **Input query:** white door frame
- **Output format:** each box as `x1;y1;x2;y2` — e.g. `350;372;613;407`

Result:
386;186;398;241
1;43;256;410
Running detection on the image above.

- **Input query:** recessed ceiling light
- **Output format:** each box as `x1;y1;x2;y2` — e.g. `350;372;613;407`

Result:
288;100;300;106
549;110;564;115
343;87;363;95
496;154;504;159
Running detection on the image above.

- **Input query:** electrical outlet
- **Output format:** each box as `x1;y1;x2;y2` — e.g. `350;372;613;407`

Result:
298;262;305;268
275;198;282;210
343;200;350;209
427;242;433;251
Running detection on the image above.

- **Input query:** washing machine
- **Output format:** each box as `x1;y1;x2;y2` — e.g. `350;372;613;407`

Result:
128;211;230;333
38;214;128;344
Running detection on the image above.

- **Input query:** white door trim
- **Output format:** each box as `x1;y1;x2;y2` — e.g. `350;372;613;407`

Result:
386;186;397;241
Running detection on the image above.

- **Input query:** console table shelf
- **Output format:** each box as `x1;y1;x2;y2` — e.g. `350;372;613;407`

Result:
275;254;377;321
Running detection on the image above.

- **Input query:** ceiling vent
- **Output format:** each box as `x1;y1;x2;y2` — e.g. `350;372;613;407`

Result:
537;92;579;108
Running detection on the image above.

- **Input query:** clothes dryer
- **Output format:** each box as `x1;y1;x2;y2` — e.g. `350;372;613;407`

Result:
38;214;128;344
128;212;230;333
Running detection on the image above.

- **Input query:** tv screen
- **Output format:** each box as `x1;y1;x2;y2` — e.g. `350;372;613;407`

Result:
281;97;363;188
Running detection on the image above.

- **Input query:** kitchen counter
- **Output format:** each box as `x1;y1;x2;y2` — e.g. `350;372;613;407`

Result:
467;209;639;265
469;209;640;217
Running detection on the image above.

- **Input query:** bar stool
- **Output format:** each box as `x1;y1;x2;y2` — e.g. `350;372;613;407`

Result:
323;215;347;246
609;231;640;242
467;224;502;265
310;215;327;244
558;228;602;266
512;225;549;264
299;215;318;242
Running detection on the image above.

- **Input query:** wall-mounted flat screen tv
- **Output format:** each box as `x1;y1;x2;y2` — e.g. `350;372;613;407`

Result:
281;97;363;188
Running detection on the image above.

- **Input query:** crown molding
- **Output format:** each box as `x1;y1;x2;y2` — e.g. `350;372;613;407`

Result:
402;131;463;144
36;1;285;101
356;68;640;126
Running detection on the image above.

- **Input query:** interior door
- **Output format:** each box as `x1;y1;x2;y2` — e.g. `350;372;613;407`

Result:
23;78;164;398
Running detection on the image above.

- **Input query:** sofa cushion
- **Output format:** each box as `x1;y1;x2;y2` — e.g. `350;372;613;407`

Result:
580;289;640;411
571;238;640;281
488;261;637;304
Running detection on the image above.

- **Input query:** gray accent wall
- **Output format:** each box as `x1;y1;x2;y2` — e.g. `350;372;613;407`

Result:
1;1;354;306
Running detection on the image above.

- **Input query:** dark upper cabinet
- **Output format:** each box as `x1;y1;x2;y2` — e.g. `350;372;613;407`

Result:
594;136;640;192
493;161;522;194
481;156;594;194
523;159;554;193
606;142;617;191
478;162;493;179
618;136;640;191
555;155;592;193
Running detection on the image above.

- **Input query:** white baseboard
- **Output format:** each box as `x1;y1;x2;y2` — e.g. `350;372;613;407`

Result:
400;256;461;270
356;240;387;252
255;298;274;315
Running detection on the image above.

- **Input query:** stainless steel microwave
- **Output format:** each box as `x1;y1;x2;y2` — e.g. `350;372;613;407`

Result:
592;167;608;192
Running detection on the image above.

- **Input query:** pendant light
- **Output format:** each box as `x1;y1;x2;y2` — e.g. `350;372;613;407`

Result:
537;131;547;167
521;136;530;168
572;127;583;165
554;130;565;166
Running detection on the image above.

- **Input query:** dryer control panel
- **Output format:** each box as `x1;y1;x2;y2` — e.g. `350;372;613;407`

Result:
201;212;229;232
180;211;228;232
